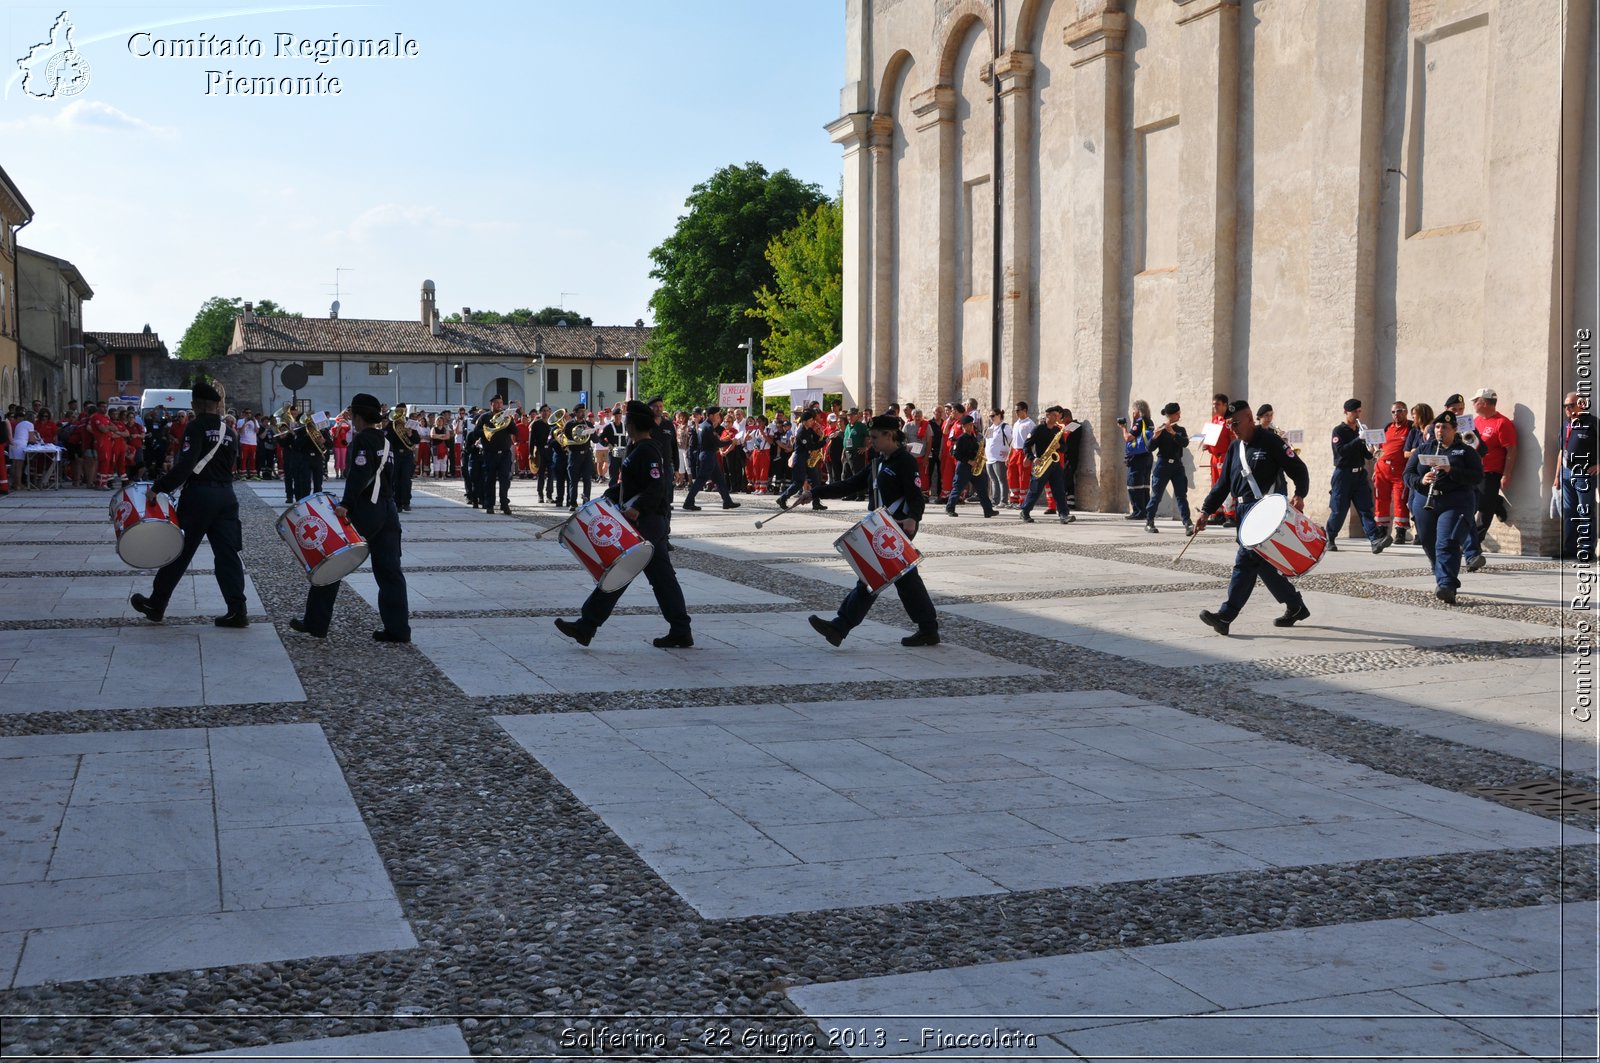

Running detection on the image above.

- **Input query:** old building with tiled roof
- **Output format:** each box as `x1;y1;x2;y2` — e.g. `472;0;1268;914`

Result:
0;164;34;409
86;326;170;401
226;280;651;413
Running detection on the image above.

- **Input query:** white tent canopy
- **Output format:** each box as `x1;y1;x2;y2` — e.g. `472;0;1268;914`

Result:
759;345;855;406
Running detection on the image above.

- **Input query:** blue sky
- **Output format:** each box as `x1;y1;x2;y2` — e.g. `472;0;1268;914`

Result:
1;1;845;339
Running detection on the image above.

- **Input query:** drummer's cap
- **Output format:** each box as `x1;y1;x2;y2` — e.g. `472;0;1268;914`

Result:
1160;402;1181;415
192;382;222;403
573;402;586;411
1342;398;1362;412
624;400;654;434
1444;393;1465;407
1256;403;1273;418
868;414;901;433
960;415;974;425
349;393;382;421
1433;410;1458;427
1226;400;1253;418
797;408;817;422
706;406;721;416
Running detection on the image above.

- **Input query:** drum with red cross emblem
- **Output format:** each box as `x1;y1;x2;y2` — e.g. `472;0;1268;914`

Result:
833;507;924;594
276;492;369;585
558;497;654;592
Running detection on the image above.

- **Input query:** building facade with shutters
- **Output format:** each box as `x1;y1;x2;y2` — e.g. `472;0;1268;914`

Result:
0;166;34;409
225;282;651;415
832;0;1597;553
17;247;93;412
86;327;171;403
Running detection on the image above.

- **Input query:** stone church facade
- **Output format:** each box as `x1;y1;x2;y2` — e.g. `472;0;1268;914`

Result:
831;0;1597;553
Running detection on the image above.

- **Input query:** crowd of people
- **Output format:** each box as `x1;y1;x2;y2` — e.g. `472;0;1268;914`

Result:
3;399;196;492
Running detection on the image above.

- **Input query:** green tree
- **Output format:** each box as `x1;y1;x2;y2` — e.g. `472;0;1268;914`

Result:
747;198;843;381
644;162;828;407
441;306;593;327
176;296;299;360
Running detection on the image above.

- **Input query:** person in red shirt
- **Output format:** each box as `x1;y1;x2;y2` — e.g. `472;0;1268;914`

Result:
906;408;933;490
1464;387;1517;570
1374;400;1414;543
87;404;114;488
1201;393;1237;524
939;404;962;501
514;410;531;480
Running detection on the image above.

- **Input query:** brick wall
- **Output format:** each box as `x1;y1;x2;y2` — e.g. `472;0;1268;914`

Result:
143;358;263;410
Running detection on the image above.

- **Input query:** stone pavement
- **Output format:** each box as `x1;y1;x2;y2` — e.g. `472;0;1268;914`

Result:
0;478;1593;1062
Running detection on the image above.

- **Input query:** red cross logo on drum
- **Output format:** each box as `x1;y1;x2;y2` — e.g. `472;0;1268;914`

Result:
590;517;623;548
296;514;329;552
114;500;134;527
870;527;904;561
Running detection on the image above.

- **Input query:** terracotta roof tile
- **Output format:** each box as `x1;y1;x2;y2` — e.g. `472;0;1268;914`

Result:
87;330;167;351
233;317;651;360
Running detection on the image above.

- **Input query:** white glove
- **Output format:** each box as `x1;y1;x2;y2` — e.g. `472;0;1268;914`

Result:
1550;493;1562;518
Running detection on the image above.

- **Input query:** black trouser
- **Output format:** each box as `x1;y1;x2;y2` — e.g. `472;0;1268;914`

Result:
394;450;415;510
842;449;865;495
1472;470;1508;540
538;448;559;498
480;447;512;509
777;461;822;506
1126;453;1152;514
946;462;995;516
566;448;593;506
462;447;479;502
283;450;310;502
150;482;245;612
726;447;746;493
575;513;689;636
303;502;409;638
684;451;732;505
1021;462;1069;519
310;451;324;495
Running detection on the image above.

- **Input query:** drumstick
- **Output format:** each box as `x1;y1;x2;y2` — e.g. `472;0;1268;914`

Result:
1172;524;1202;567
754;499;803;530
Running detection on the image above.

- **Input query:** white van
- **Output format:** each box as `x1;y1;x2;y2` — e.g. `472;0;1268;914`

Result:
140;388;192;412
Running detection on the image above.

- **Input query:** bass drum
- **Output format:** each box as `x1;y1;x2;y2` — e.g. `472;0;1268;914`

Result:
109;483;183;569
1237;493;1327;578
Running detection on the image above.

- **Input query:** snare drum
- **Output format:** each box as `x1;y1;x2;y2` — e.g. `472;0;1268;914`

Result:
277;493;369;585
833;508;923;594
1237;493;1327;578
109;482;183;569
558;497;655;592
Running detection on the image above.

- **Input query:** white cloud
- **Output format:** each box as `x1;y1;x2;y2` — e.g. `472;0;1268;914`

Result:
342;202;502;242
0;99;176;138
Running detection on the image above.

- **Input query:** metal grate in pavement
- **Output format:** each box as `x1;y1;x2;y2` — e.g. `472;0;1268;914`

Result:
1472;779;1600;816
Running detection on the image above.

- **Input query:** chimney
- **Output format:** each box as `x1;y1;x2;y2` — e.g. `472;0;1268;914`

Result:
420;279;436;326
429;308;442;337
462;307;471;319
243;302;256;323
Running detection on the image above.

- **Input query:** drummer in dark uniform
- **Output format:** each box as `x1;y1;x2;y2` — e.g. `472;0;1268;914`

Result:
131;382;249;628
1191;400;1311;636
553;400;692;649
289;393;411;642
800;414;939;647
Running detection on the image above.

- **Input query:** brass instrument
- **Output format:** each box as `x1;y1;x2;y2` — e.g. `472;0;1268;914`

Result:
301;411;327;455
1031;425;1066;478
272;404;297;432
566;421;595;446
970;451;986;477
806;445;827;469
483;408;514;442
390;408;420;455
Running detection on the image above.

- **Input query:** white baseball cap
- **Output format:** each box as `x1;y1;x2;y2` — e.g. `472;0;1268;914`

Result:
1472;387;1498;401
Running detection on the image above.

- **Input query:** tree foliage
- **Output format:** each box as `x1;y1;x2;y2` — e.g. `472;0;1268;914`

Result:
441;306;594;327
643;162;828;407
747;198;843;381
176;296;299;360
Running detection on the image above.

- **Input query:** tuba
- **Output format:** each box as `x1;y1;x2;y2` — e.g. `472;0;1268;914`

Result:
390;408;420;455
483;409;514;442
1032;425;1066;478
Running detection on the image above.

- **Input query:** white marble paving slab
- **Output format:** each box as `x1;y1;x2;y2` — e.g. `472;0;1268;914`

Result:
0;574;267;621
0;626;304;712
0;542;216;572
421;613;1034;697
1369;567;1568;608
768;551;1214;597
1248;657;1589;771
789;904;1598;1059
346;566;791;613
0;723;414;988
947;589;1558;668
495;692;1590;918
394;539;574;567
682;528;1015;561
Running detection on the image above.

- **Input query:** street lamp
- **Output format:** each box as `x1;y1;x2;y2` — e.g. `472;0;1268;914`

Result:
736;337;755;415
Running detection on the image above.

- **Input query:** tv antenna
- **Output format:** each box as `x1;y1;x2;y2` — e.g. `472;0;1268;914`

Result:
559;291;578;308
323;266;355;307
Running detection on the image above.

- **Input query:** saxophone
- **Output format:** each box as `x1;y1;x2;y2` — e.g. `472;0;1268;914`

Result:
970;447;986;477
1031;426;1065;478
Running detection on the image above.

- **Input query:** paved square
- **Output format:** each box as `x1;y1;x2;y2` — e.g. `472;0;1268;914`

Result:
396;539;575;567
141;1027;471;1062
0;625;304;712
424;614;1034;696
0;724;414;987
495;692;1589;918
1249;657;1588;770
682;528;1016;561
789;903;1598;1059
347;567;792;613
768;551;1214;597
947;589;1557;668
0;542;216;573
0;574;267;622
1370;567;1568;608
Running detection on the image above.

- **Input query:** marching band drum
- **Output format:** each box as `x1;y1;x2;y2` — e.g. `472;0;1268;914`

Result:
1236;493;1328;578
109;482;184;569
556;497;655;592
833;508;923;594
277;492;370;585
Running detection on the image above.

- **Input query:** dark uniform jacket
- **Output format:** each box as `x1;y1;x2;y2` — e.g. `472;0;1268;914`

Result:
952;433;981;464
1563;413;1598;471
340;426;397;536
606;437;673;517
1025;422;1065;463
1330;422;1374;471
1403;437;1484;505
155;414;237;494
1202;427;1309;515
476;411;513;453
651;419;678;469
792;425;824;466
816;445;926;523
529;419;552;453
694;421;721;454
1150;422;1189;462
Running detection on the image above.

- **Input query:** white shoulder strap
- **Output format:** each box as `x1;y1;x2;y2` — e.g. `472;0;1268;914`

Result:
191;424;229;476
1235;439;1266;500
372;439;391;504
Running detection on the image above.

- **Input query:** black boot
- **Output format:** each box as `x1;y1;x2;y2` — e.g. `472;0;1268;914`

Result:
214;606;249;629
